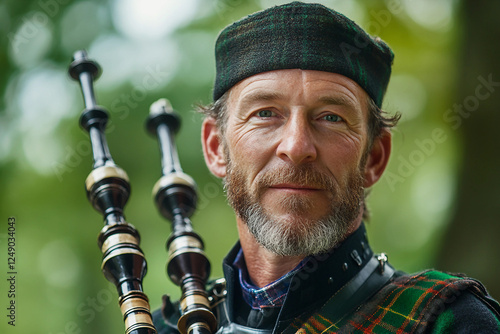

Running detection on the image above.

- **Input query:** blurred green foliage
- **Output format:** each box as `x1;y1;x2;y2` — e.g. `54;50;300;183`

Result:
0;0;493;333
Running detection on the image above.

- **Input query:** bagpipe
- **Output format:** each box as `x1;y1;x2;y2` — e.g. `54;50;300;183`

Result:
68;50;218;334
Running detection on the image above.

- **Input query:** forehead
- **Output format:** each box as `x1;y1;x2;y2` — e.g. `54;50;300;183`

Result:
227;69;369;111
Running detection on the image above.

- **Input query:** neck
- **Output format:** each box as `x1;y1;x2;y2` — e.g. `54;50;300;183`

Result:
236;214;363;288
236;219;304;288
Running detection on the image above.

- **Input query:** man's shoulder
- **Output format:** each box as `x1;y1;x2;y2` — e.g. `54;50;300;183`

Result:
386;269;500;318
334;269;500;333
430;288;500;333
391;269;499;311
401;270;500;333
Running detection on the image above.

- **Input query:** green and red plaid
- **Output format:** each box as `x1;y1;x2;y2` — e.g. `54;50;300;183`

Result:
288;270;494;333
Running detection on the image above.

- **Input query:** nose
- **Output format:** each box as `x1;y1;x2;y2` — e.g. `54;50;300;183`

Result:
276;114;317;164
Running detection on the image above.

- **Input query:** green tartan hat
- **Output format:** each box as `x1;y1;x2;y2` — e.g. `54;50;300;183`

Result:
213;1;394;107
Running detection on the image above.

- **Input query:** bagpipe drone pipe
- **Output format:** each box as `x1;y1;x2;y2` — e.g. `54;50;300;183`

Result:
68;50;217;334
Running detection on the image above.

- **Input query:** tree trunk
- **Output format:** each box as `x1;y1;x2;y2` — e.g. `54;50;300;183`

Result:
436;0;500;300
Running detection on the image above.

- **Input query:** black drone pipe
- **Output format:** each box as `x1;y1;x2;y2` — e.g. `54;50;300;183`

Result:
146;99;217;334
68;50;156;334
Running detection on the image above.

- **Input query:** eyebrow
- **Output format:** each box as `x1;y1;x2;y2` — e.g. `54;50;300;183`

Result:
237;91;359;111
318;95;357;110
238;91;284;109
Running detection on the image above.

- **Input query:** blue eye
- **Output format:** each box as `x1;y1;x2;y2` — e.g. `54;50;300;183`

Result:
257;110;274;117
323;114;342;122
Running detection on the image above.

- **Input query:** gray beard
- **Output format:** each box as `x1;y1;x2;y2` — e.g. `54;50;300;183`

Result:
224;161;365;257
243;202;353;256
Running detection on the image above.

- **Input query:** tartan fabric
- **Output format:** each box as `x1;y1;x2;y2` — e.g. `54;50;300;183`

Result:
288;270;495;333
214;2;394;107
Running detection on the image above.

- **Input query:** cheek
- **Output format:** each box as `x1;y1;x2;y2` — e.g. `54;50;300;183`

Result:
227;128;277;172
231;125;278;150
321;140;366;179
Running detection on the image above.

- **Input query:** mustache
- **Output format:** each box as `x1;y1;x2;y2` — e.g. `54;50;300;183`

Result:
257;164;337;192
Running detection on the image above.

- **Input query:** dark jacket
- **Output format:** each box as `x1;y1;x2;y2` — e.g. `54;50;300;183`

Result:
153;224;500;333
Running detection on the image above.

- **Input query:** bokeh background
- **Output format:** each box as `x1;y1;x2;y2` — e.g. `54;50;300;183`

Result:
0;0;498;333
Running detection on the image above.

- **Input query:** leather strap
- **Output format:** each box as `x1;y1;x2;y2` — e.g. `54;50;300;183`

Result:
283;255;395;334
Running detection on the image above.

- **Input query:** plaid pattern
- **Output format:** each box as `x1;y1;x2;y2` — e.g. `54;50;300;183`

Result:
214;2;394;106
288;270;494;333
233;248;307;309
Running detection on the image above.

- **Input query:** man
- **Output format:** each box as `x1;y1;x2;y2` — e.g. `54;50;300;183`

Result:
154;2;500;333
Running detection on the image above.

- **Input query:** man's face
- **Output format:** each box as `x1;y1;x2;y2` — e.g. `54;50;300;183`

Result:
205;69;386;256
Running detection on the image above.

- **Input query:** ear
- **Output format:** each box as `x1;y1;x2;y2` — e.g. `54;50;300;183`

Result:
363;129;391;188
201;117;227;178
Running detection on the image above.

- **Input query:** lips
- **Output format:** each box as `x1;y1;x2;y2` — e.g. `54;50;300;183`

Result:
269;183;323;191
